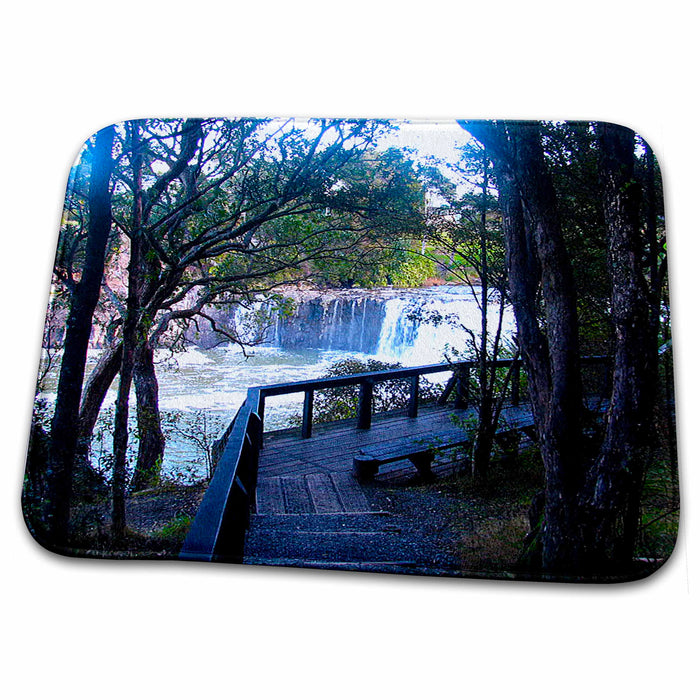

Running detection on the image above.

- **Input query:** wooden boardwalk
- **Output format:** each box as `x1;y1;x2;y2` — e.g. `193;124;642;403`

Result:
256;405;469;511
243;403;536;571
181;357;610;568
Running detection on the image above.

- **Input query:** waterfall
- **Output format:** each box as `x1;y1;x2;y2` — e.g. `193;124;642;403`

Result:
267;295;387;353
374;288;515;365
186;286;516;364
375;298;419;360
359;299;367;350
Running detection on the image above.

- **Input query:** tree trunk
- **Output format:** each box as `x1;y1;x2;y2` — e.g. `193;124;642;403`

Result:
77;341;123;448
471;147;494;481
464;120;663;576
131;342;165;491
111;352;133;539
514;134;585;571
581;123;658;568
45;126;115;544
69;342;123;498
465;121;584;572
111;121;144;539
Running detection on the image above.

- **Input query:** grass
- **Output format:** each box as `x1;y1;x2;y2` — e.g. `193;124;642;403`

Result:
151;513;194;541
368;447;545;577
446;449;544;573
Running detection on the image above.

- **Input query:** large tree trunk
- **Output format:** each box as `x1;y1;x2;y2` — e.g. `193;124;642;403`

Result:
45;126;115;544
581;123;658;568
68;341;124;497
69;342;122;498
465;121;584;571
131;342;165;491
110;119;201;536
464;120;663;576
74;339;165;495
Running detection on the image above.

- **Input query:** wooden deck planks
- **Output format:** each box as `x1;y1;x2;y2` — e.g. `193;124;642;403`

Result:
255;471;369;514
253;402;540;515
306;473;344;513
243;395;606;567
260;406;451;451
280;475;314;513
258;406;475;473
330;472;371;512
255;402;542;486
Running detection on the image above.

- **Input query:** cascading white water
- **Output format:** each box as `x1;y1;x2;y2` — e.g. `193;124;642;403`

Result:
222;286;516;364
186;286;516;366
374;287;516;365
375;298;420;360
328;299;339;349
358;298;368;350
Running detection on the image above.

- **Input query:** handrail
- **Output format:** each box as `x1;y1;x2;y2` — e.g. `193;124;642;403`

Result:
180;355;610;562
180;387;262;563
254;359;501;438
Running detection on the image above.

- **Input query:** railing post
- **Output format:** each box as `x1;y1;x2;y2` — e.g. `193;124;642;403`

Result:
358;379;373;429
454;367;470;408
302;389;314;439
248;412;262;461
255;391;265;448
248;412;263;505
256;392;265;427
408;374;420;418
511;360;521;406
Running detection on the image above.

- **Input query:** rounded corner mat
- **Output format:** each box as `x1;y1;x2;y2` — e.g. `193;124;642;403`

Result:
24;118;678;583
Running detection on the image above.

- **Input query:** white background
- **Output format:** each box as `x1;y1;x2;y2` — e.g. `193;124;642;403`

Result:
1;2;697;698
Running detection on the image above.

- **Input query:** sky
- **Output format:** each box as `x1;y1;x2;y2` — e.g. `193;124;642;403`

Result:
380;119;475;166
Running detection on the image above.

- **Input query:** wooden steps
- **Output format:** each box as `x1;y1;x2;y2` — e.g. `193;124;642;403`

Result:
256;471;371;515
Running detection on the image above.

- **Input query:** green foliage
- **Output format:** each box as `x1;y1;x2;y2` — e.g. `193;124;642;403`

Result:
87;405;224;486
635;453;680;562
310;241;437;289
390;251;437;287
293;147;428;288
91;406;127;484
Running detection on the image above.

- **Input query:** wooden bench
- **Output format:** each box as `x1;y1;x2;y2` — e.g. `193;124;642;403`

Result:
353;430;472;481
353;412;540;482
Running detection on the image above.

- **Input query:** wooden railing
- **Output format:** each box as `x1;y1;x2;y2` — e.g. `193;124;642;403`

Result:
180;387;262;563
255;360;480;438
180;356;610;562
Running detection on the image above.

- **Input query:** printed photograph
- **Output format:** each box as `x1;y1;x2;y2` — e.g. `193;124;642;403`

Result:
23;118;678;582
